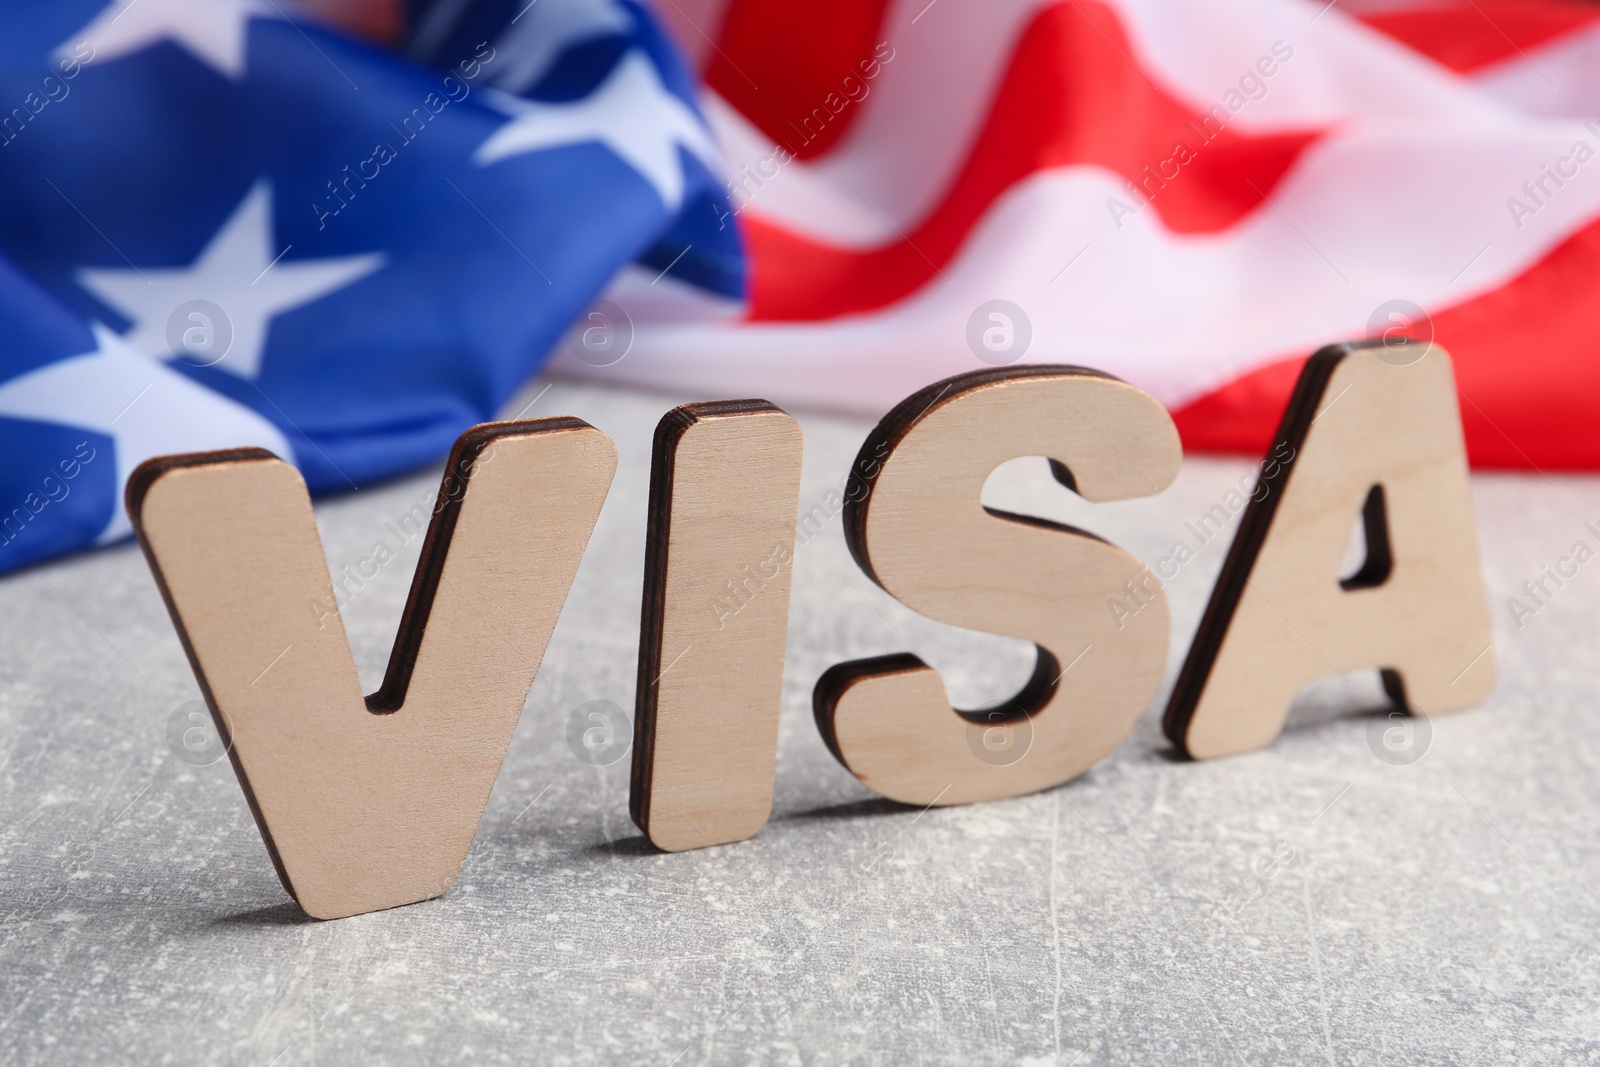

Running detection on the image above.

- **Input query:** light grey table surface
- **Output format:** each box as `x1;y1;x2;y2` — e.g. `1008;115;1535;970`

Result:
1;375;1596;1066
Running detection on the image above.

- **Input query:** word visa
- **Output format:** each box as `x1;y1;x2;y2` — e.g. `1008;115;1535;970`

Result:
129;340;1494;919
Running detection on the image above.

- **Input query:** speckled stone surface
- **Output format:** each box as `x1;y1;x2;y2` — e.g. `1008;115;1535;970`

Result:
1;376;1596;1066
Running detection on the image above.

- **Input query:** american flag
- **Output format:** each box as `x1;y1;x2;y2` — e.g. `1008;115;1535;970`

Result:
0;0;740;572
587;0;1600;471
3;0;1598;575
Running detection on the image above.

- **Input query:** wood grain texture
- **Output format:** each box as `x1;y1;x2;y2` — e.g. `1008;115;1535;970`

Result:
631;401;803;851
127;419;616;919
1163;341;1496;760
814;366;1182;807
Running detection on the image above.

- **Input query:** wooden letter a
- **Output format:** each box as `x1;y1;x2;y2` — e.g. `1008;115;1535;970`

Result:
1164;342;1495;760
129;418;615;918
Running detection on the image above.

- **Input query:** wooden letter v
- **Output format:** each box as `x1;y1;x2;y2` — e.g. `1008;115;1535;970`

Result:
128;418;616;919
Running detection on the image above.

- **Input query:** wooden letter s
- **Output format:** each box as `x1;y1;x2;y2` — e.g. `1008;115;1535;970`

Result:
814;367;1181;807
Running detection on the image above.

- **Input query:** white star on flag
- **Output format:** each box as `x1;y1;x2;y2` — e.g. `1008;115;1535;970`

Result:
58;0;277;79
78;182;385;381
0;325;291;544
475;52;720;211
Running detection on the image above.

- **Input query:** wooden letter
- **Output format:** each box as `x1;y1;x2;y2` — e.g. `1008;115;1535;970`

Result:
631;401;803;851
814;367;1181;807
128;418;616;919
1163;341;1496;760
